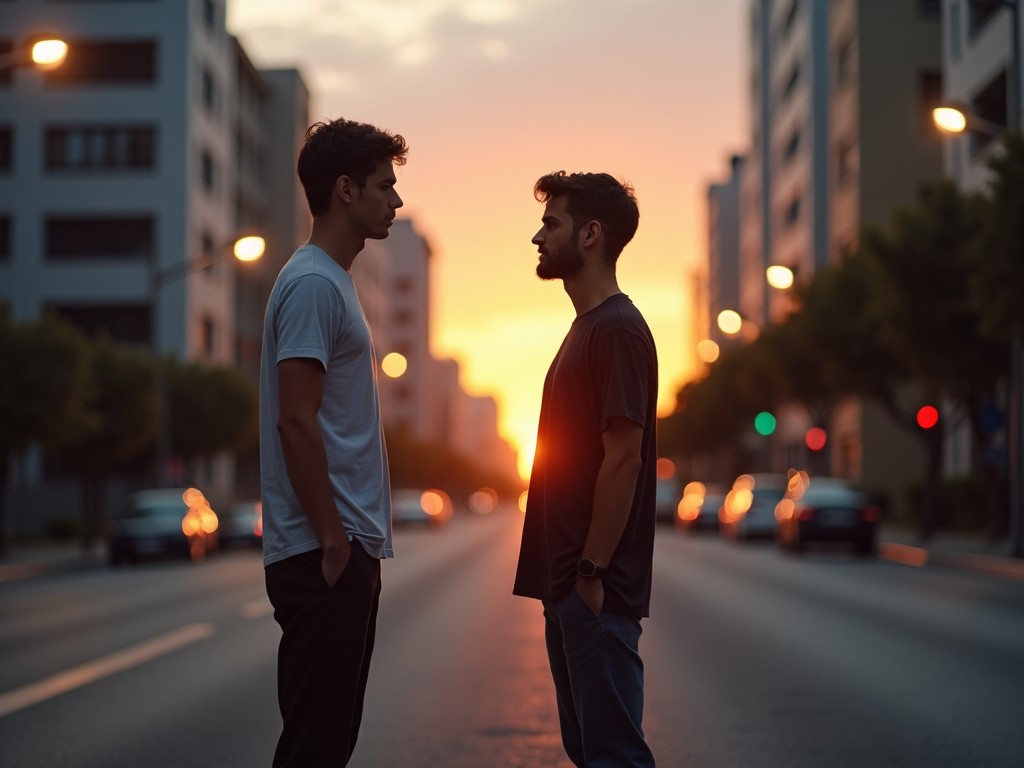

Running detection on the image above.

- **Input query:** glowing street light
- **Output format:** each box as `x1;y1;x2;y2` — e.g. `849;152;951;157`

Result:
717;309;743;336
381;352;408;379
932;106;968;134
0;34;68;74
696;338;720;364
766;265;795;290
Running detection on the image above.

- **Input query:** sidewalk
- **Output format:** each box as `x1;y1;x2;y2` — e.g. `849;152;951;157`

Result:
878;526;1024;582
0;541;106;584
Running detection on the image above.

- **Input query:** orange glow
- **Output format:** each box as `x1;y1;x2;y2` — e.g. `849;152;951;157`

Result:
30;38;68;69
381;352;408;378
518;491;529;513
678;481;706;522
421;489;452;519
469;487;498;515
180;487;218;538
233;235;266;262
697;339;720;364
226;4;747;486
656;458;676;480
717;309;743;336
775;497;794;522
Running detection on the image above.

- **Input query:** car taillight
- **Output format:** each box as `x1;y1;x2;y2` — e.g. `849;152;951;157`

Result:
861;505;882;523
796;505;815;522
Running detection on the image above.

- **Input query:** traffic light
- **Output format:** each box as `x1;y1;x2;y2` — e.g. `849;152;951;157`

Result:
916;405;939;429
805;427;827;451
754;411;776;436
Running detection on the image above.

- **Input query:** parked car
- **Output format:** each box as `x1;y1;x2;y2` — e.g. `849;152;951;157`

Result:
391;489;453;528
655;478;683;525
108;487;219;565
219;500;263;549
719;473;787;540
775;476;880;556
675;481;725;533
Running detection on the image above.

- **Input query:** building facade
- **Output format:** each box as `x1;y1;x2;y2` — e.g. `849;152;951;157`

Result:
716;0;946;513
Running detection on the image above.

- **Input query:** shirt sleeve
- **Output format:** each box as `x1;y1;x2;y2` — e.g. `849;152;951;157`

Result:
591;327;655;431
274;274;345;370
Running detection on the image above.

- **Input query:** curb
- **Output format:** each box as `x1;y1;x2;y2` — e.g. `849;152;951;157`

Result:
879;541;1024;582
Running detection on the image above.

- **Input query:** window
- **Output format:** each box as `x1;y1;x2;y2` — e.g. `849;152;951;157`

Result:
918;70;943;131
779;0;800;43
971;68;1008;154
204;0;217;32
968;0;1001;36
781;61;801;104
200;149;217;193
44;40;156;85
49;303;151;346
0;40;13;87
836;36;855;88
0;215;10;262
45;124;155;170
783;196;801;229
45;216;154;260
199;316;215;358
0;126;11;171
837;138;858;187
782;128;801;166
201;66;218;114
395;277;415;295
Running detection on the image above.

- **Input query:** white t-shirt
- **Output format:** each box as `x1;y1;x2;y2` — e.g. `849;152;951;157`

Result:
259;244;393;567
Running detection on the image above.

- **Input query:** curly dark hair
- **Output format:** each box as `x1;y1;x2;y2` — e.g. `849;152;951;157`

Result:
297;118;409;217
534;171;639;261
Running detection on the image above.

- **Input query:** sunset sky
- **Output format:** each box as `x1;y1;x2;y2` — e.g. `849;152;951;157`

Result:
228;0;748;478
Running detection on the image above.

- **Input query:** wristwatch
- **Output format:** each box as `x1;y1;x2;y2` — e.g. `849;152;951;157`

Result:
577;558;607;580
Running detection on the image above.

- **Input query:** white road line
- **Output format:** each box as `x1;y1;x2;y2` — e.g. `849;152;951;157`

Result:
240;599;274;619
0;622;215;719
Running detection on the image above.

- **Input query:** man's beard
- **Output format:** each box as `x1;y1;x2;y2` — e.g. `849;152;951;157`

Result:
536;238;584;280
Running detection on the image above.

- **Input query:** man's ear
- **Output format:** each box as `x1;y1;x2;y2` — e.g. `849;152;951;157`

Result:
578;220;602;249
335;175;355;204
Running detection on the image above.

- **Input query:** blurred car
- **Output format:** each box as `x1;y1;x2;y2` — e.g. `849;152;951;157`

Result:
775;476;881;555
219;500;263;549
391;489;453;528
675;481;725;533
719;473;787;541
108;487;219;565
655;478;683;525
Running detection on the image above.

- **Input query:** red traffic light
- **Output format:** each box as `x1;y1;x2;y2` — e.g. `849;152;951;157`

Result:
916;405;939;430
805;427;827;451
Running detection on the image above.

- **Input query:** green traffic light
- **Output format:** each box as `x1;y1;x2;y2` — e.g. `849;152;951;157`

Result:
754;411;776;436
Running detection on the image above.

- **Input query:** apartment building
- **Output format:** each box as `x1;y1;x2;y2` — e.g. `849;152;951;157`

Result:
0;0;307;523
725;0;945;512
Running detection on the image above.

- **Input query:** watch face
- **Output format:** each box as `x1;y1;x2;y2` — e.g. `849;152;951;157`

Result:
579;559;596;577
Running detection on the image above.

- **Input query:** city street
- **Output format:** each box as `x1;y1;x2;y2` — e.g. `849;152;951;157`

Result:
1;510;1023;767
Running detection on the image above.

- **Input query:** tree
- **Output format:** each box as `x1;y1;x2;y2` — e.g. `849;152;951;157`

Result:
0;313;90;556
51;335;156;548
167;358;258;477
860;181;1007;536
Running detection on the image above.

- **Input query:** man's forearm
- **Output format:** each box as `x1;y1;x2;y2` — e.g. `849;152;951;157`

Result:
279;417;348;551
583;452;641;566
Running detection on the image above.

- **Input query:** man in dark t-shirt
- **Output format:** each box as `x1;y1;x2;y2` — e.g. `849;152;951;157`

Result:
513;171;658;768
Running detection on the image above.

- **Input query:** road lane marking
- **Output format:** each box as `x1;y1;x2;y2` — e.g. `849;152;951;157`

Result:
0;622;215;719
240;599;274;619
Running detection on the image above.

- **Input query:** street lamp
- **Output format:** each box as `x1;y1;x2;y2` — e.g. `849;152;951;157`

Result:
0;34;68;74
152;233;265;485
766;264;796;290
932;0;1023;558
717;309;760;341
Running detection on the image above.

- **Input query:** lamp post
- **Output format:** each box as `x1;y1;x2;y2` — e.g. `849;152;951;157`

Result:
932;0;1022;557
0;34;68;74
152;234;265;485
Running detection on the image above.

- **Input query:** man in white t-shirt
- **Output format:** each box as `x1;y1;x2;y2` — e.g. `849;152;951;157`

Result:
260;118;408;768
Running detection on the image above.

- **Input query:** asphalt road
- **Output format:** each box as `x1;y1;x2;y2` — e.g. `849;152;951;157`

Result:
1;511;1022;767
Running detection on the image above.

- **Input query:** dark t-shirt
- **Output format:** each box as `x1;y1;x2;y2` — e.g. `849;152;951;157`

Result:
513;293;658;618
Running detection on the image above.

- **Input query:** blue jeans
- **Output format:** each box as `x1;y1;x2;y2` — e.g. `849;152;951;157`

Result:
543;588;656;767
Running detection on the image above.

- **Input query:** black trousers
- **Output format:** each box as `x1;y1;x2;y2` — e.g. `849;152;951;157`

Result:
265;543;382;767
